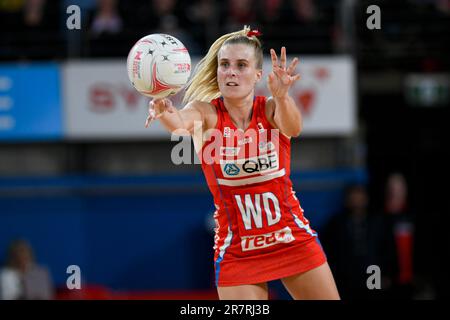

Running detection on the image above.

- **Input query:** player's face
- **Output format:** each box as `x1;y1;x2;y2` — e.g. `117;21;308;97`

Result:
217;44;262;99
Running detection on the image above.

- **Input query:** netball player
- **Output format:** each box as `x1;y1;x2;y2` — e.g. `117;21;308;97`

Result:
145;26;340;300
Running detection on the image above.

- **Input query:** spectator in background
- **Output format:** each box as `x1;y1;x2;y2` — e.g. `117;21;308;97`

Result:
256;0;284;51
89;0;123;36
0;0;61;61
122;0;200;55
280;0;335;53
322;184;388;299
86;0;127;57
0;239;54;300
221;0;256;33
435;0;450;14
381;173;415;299
185;0;216;53
257;0;284;27
121;0;154;31
21;0;60;53
260;0;284;23
126;0;185;34
0;0;23;60
151;0;199;54
288;0;317;24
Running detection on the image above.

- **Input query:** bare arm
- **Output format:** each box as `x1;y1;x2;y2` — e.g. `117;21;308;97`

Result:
266;47;302;137
271;96;303;137
145;98;203;136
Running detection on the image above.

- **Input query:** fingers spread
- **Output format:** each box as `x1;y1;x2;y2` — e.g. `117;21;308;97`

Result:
273;67;287;81
145;115;152;128
287;57;299;75
280;47;287;69
291;74;301;82
165;99;174;109
146;101;158;127
270;49;278;69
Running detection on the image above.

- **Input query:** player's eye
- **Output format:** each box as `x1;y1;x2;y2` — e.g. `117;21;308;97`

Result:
238;62;247;68
220;62;229;67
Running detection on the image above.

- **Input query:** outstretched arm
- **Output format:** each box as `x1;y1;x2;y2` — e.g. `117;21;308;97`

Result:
145;99;203;136
266;47;302;137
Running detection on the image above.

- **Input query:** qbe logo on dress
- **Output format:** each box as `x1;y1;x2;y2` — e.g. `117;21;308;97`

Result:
220;152;279;178
224;163;240;176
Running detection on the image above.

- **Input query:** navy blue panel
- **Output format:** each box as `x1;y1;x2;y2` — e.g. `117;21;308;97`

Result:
0;169;366;291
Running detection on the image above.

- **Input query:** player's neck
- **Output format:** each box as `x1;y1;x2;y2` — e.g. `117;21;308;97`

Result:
223;94;254;128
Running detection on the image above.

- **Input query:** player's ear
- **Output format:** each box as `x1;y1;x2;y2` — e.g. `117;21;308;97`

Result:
255;69;262;83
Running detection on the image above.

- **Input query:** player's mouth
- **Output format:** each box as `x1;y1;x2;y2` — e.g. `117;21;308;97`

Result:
226;82;239;86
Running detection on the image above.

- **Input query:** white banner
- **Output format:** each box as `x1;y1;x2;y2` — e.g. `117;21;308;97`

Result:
63;56;355;139
63;61;169;139
257;56;356;136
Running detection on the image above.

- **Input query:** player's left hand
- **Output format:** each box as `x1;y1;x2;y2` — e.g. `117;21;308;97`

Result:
267;47;300;98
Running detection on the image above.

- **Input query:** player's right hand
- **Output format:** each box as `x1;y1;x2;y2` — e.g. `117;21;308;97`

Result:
145;98;176;128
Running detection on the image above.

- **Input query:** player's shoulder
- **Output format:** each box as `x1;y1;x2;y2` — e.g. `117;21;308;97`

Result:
265;96;275;108
185;100;217;115
262;96;276;118
183;100;218;131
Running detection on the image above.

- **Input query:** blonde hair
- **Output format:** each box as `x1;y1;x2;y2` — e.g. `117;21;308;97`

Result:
183;25;263;104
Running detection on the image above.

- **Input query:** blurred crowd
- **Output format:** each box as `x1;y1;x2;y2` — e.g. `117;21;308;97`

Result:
321;173;422;299
0;0;448;67
0;239;54;300
0;0;339;60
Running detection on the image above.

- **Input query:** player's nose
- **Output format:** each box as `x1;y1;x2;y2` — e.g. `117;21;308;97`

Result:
227;68;237;77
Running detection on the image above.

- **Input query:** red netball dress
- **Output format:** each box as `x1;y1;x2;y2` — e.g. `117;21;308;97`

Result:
199;96;326;287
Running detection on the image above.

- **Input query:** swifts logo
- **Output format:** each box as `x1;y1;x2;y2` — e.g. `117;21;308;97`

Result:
258;141;275;152
220;147;240;156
